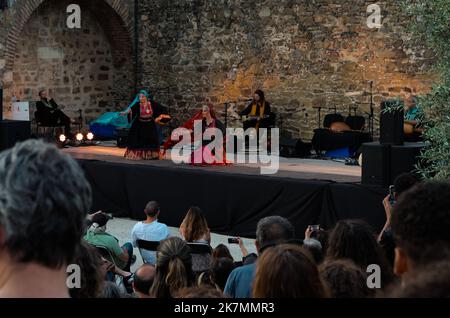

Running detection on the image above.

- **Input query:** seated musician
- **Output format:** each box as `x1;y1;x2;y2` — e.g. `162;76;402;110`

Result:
239;90;275;131
36;90;75;137
404;95;424;142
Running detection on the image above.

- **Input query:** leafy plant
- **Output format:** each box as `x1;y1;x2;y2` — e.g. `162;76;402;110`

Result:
402;0;450;180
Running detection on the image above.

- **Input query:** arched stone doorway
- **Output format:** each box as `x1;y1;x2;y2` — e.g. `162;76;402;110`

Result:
3;0;134;124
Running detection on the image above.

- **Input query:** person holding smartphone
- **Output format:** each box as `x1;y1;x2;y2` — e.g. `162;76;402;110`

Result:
378;173;419;266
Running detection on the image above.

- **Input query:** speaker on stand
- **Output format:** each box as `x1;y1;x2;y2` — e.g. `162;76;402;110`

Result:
362;100;424;187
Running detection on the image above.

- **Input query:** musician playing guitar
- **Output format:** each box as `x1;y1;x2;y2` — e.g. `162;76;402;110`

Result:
239;90;275;131
404;95;424;140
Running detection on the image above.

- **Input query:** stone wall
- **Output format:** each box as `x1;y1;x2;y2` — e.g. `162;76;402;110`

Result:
1;0;134;125
138;0;435;140
1;0;437;139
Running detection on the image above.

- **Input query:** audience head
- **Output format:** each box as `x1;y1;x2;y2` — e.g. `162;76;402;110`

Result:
320;259;375;298
212;257;235;291
391;182;450;276
327;220;386;268
150;237;194;298
133;264;156;297
91;213;109;232
180;206;209;242
253;244;328;298
393;173;419;199
326;219;393;286
69;241;104;298
255;216;295;252
387;260;450;298
144;201;160;218
0;140;92;269
212;244;233;262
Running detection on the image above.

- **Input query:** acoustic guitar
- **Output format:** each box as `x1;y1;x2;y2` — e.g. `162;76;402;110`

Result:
404;123;424;135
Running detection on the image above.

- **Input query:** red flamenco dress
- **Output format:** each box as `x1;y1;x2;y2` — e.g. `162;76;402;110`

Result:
163;106;228;166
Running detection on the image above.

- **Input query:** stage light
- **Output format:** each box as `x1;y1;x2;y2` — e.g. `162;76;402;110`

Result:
59;134;66;143
76;133;84;142
86;132;94;141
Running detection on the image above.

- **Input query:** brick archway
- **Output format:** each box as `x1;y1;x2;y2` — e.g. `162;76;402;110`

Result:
3;0;134;71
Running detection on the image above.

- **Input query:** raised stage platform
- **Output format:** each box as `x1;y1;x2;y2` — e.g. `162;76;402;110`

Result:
65;143;387;238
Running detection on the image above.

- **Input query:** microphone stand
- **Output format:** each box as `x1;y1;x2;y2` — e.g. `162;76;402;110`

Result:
313;106;323;129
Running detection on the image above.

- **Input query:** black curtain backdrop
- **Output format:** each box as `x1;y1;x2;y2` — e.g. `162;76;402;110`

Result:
78;159;386;238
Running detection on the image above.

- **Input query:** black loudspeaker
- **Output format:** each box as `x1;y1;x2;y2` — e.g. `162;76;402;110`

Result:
380;100;404;145
0;120;32;151
362;143;391;187
280;137;311;158
362;142;425;187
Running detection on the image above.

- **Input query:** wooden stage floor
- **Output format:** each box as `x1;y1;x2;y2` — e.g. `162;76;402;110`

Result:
63;142;362;183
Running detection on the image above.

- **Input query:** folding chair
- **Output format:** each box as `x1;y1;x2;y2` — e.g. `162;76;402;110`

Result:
187;243;213;274
136;239;160;264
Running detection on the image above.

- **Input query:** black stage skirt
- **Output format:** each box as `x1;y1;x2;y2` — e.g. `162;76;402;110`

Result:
124;119;160;160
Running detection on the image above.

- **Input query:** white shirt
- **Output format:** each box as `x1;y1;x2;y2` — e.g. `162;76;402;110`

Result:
131;220;170;265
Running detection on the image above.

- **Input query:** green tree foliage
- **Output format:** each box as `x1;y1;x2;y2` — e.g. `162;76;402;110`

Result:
404;0;450;179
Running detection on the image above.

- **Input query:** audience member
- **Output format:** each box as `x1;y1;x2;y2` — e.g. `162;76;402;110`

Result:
304;226;324;263
326;219;394;287
387;260;450;298
133;264;156;298
212;257;235;291
378;173;419;266
390;182;450;277
0;140;91;298
150;237;194;298
253;244;329;298
224;216;295;298
69;241;105;298
84;213;134;272
131;201;170;264
179;207;211;244
320;259;375;298
212;244;234;262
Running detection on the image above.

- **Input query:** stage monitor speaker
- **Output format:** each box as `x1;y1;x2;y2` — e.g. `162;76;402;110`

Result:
0;120;32;151
362;142;425;187
380;100;404;145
